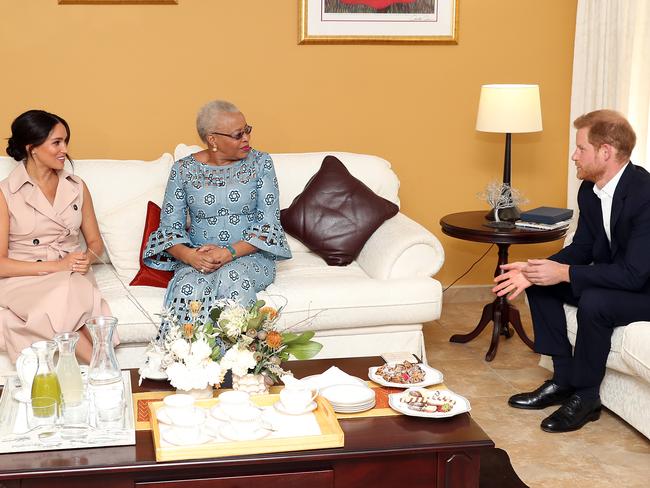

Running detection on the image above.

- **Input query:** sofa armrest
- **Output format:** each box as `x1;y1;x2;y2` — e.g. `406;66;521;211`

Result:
356;212;445;280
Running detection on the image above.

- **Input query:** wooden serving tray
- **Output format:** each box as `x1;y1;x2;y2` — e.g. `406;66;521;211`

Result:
149;394;344;462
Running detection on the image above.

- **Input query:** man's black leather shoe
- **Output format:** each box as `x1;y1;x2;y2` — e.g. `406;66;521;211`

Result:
508;380;575;410
540;394;601;433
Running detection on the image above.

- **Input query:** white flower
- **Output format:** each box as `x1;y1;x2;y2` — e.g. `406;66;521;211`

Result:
170;338;190;359
165;362;192;390
166;359;224;390
220;346;256;377
204;361;224;386
190;338;212;361
218;304;249;339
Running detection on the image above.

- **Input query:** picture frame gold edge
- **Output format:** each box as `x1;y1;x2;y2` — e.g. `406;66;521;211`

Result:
298;0;459;45
58;0;178;5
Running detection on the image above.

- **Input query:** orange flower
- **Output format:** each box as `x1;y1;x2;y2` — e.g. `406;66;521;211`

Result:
188;300;202;318
265;330;283;349
260;306;278;321
183;323;194;339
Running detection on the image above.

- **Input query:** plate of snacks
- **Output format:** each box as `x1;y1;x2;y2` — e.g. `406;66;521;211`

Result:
368;360;443;388
388;388;471;418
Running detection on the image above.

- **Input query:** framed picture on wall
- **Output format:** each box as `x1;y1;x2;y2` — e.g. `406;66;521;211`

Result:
299;0;458;44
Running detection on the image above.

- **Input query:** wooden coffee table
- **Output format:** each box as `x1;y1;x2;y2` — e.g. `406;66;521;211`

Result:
0;357;494;488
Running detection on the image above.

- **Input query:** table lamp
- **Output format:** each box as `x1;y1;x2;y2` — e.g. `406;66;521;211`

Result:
476;84;543;221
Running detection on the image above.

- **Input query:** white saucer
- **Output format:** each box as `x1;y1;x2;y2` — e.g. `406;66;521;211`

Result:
138;367;168;381
320;384;375;405
273;401;317;416
209;405;230;422
204;417;225;437
156;406;205;425
162;429;212;446
219;424;271;442
12;387;30;403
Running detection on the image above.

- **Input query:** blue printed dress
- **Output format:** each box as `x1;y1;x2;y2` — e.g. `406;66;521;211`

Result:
143;149;291;337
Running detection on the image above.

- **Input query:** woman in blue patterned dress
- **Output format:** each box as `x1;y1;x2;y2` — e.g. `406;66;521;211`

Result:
143;100;291;337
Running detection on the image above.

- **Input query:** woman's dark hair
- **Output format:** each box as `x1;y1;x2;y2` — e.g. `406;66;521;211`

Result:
6;110;71;162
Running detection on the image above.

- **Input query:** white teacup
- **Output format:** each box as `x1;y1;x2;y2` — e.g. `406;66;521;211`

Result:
228;406;263;435
217;390;251;418
279;385;318;414
145;349;164;373
16;347;38;390
163;394;197;426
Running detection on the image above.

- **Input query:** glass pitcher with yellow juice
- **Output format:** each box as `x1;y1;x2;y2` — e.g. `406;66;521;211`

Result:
30;341;62;416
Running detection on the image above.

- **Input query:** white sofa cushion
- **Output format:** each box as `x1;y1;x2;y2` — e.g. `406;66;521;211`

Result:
72;154;174;281
92;251;441;344
621;322;650;383
0;157;19;180
564;304;633;375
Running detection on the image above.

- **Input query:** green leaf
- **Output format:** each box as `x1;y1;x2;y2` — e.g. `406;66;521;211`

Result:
209;307;222;322
283;331;315;345
247;314;264;330
284;341;322;360
281;332;300;344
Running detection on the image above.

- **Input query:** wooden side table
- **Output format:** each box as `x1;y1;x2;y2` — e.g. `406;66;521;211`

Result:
440;211;568;361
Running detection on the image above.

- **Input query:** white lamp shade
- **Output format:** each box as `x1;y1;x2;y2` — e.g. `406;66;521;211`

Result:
476;84;543;133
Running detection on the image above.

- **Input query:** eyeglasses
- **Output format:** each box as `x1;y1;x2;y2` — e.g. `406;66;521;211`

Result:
210;125;253;140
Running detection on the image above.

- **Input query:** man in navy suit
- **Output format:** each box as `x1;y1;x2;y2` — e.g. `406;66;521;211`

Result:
493;110;650;433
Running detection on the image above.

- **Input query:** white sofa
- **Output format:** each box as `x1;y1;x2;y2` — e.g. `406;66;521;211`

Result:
540;235;650;439
0;145;444;375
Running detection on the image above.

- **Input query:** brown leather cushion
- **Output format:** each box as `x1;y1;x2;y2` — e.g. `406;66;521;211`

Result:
129;201;174;288
281;155;399;266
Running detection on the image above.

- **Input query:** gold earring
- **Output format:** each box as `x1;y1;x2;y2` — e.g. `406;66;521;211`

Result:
212;146;218;152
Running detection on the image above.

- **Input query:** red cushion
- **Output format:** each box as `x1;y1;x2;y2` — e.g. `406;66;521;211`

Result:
129;201;174;288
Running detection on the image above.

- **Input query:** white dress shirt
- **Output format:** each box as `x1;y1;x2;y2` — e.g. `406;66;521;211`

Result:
592;163;628;243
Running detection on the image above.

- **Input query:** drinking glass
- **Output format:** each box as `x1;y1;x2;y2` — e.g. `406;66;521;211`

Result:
93;387;125;430
27;397;58;429
60;389;90;439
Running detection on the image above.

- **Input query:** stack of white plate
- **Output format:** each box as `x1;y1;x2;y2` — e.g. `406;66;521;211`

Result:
320;383;376;413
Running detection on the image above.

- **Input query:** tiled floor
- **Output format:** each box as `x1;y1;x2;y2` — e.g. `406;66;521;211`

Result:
424;299;650;488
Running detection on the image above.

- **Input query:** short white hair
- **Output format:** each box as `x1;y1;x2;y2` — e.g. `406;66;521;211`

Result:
196;100;240;143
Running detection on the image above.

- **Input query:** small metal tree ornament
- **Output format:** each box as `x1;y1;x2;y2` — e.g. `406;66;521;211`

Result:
478;181;527;228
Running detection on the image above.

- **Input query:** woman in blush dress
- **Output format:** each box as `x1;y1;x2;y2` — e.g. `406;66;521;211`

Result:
143;100;291;337
0;110;114;363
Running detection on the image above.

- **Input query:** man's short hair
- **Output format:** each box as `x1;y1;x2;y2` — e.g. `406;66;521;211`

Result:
573;109;636;162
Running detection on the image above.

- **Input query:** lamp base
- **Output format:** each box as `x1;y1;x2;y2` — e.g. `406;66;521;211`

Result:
485;206;521;222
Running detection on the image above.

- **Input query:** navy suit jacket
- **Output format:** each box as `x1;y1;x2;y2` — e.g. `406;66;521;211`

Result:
551;163;650;296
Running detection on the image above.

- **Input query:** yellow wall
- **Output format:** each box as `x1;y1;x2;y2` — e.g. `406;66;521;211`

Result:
0;0;577;286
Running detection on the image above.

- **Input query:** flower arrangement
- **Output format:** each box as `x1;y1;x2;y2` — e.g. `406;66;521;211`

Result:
207;298;322;384
152;301;226;392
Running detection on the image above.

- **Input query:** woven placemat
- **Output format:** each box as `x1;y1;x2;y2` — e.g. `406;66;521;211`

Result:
133;382;446;430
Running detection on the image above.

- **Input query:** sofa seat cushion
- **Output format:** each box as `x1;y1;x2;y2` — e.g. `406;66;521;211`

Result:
93;265;158;343
621;322;650;383
93;251;441;345
265;253;441;332
564;304;634;375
